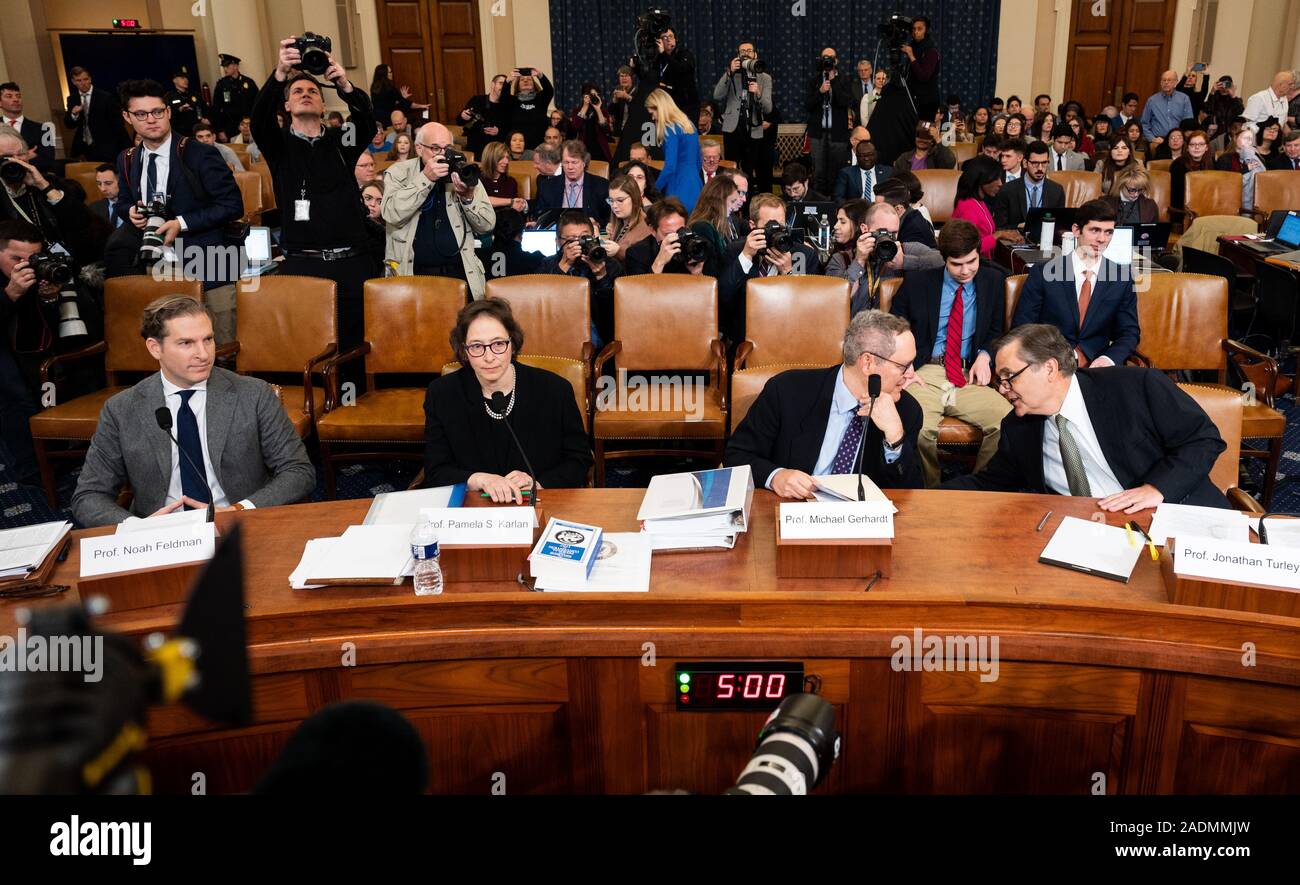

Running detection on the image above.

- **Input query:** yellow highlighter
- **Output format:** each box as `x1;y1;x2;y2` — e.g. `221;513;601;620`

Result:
1127;521;1160;561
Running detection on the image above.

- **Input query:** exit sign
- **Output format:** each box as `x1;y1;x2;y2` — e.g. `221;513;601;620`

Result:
112;19;141;29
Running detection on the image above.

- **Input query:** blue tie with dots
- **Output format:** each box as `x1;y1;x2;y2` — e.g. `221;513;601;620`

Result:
830;407;864;474
176;390;207;506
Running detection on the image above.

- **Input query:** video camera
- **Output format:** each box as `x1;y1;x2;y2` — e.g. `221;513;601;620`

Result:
632;8;672;71
879;13;914;48
294;32;334;77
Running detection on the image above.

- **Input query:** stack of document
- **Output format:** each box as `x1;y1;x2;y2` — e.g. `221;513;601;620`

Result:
636;465;754;551
289;525;414;588
529;517;603;584
363;483;466;525
811;474;899;511
534;532;651;592
1146;503;1253;546
0;521;72;580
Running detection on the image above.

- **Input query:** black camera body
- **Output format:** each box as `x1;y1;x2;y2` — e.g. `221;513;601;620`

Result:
443;149;480;188
763;221;804;254
517;66;533;77
577;234;607;262
138;197;173;262
0;159;28;185
294;32;334;77
636;8;672;39
463;109;486;130
674;229;708;264
820;55;838;73
871;229;900;263
28;251;74;287
879;14;914;48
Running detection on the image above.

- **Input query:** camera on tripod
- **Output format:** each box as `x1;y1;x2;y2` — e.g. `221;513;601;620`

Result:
293;32;334;77
632;8;672;70
577;234;607;262
443;149;480;188
879;13;914;48
137;196;172;262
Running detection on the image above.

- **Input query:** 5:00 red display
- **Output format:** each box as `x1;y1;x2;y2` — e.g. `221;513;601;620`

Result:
715;672;787;699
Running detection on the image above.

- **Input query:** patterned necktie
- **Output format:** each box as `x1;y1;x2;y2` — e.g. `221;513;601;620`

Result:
944;284;967;387
176;390;208;507
81;93;93;145
1028;183;1039;210
565;180;579;208
1055;414;1092;496
862;169;872;198
830;406;864;474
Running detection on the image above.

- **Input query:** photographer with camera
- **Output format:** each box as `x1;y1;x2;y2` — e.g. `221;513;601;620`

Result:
713;39;772;180
901;16;941;123
623;197;718;277
459;73;511;156
824;199;905;315
543;209;622;348
506;67;555;153
568;82;614;163
381;122;494;296
0;125;95;267
252;35;377;362
212;54;259;142
534;140;610;225
806;48;856;196
608;66;638;136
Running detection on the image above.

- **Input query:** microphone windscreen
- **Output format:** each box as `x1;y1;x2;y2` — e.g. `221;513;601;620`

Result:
154;406;173;431
490;391;508;414
868;373;882;399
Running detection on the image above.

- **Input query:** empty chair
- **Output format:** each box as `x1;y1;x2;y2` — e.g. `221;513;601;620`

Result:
914;169;960;224
1046;170;1102;207
736;276;849;368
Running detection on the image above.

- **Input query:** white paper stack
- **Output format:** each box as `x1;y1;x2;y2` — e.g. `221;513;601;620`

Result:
811;474;899;512
529;517;603;584
0;521;72;579
294;525;414;586
1146;503;1253;546
115;508;208;535
636;465;754;551
534;532;652;592
363;483;466;525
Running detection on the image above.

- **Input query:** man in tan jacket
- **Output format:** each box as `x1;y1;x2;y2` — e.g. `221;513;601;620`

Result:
382;122;495;297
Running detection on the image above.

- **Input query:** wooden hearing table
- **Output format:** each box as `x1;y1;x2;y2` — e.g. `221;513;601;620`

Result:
5;488;1299;795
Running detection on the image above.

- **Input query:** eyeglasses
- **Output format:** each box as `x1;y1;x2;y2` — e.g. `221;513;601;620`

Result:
734;190;748;198
418;142;450;156
128;108;168;120
1123;186;1145;196
0;583;68;600
995;363;1034;390
464;339;510;357
866;351;913;373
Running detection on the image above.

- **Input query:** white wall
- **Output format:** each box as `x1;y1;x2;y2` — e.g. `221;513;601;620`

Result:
995;0;1039;99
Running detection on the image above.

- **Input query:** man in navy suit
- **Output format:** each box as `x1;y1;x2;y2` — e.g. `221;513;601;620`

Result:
109;80;243;288
87;165;123;230
992;140;1066;236
0;82;55;172
63;67;129;164
834;140;893;201
1011;199;1139;368
533;139;609;225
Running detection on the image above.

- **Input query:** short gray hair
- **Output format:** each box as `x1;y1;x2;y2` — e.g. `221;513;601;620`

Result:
534;144;562;164
992;323;1077;376
0;124;27;152
863;201;896;228
843;310;910;365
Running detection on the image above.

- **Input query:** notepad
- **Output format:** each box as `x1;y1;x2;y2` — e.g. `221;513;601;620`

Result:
1146;503;1252;547
0;521;71;577
812;474;898;511
1038;516;1144;583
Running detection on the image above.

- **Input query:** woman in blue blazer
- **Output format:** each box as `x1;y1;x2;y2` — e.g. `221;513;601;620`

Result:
644;89;702;211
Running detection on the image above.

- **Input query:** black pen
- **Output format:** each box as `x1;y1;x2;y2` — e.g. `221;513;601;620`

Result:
1127;520;1159;560
56;538;72;562
1035;511;1052;532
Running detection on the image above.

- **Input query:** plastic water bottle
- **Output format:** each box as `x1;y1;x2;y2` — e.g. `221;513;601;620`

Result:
410;519;443;596
817;213;831;251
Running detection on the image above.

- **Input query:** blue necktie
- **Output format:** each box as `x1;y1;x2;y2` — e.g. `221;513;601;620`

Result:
146;152;159;203
176;390;207;506
830;407;864;474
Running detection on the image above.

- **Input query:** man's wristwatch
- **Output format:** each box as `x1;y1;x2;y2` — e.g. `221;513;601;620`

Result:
883;437;904;453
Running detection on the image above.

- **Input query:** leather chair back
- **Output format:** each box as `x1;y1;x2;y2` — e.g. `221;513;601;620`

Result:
1252;170;1300;222
915;169;960;224
234;276;337;374
68;170;101;204
64;161;101;180
1147;169;1171;222
1005;274;1028;329
485;274;592;363
1135;272;1227;371
744;276;848;367
1047;170;1102;207
876;276;904;313
363;276;467;375
613;274;717;370
951;142;978;168
1177;383;1242;493
233;170;262;222
1146;158;1172;173
249;159;277;211
509;159;541;202
730;364;830;433
587;160;610;179
506;169;532;200
104;277;203;374
1185;171;1242;221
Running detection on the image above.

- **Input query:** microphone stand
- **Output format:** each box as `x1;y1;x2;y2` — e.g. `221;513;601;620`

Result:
852;375;883;502
490;390;541;511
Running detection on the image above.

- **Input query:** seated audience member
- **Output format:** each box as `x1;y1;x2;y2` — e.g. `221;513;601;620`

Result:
479;140;528;213
990;114;1008;137
1106;167;1159;225
717;192;820;344
688;175;742;253
368;126;394;155
951;156;1003;258
193;122;244;171
1012;199;1138;367
999;136;1026;182
1253;117;1282;162
889;219;1011;486
71;296;315;526
781;162;828;204
644;88;702;212
422;298;593;501
0;125;95;265
1067;116;1095;157
388;109;413;140
479;208;545;278
325;111;345;129
604;174;653;258
361;179;386;274
849;126;872;157
1048;124;1087;171
387;132;415;163
1007;96;1023;117
944;323;1228;511
507;130;533;161
881;168;935;227
232;116;261;163
1090;115;1114;155
355;150;377;190
1268;128;1300;170
543;209;621;347
1151;126;1186;162
699;140;725;185
1123;120;1149;156
1216;128;1268;212
1098;135;1143;195
980;132;1003;162
1004;113;1026;140
697;102;720;136
541;126;565;152
871;177;942;269
627;142;651;164
1029;111;1056;142
534;139;610;225
88;164;124;230
622;197;720;277
1170;129;1215;209
824;199;905;314
532;144;563;183
724;309;924;498
834;139;893;201
620;160;660;207
992;139;1065;239
893;122;956;172
968;106;992;139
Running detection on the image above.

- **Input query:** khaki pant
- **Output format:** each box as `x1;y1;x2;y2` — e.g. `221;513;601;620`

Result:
909;362;1012;487
205;283;237;346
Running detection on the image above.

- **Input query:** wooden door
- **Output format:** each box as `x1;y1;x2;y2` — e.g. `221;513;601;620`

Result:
375;0;484;124
1063;0;1179;114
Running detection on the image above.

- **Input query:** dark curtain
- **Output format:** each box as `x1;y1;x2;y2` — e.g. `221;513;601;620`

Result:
548;0;1001;124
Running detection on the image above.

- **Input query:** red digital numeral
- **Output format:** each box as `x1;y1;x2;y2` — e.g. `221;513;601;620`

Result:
766;674;786;698
717;674;735;699
743;674;763;698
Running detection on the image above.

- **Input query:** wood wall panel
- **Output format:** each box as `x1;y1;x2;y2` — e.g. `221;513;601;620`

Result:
416;705;572;794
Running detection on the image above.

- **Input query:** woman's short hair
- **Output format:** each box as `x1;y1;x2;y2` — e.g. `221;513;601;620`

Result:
1112;166;1150;197
141;295;212;342
450;298;525;367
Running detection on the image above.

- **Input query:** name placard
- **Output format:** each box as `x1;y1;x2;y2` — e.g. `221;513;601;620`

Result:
779;501;894;540
80;523;216;577
1174;537;1300;590
418;507;537;545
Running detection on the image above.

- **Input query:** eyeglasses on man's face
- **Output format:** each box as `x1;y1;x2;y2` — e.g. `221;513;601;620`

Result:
128;108;168;121
866;351;913;374
418;142;451;156
465;339;510;357
995;362;1034;390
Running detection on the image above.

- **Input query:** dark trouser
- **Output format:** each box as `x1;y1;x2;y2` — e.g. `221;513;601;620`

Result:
414;261;468;286
723;129;758;177
279;253;374;392
0;346;39;485
809;137;849;195
753;138;775;196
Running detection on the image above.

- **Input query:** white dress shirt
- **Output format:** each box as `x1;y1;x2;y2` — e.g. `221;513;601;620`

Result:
159;373;253;509
3;114;24;130
1041;374;1123;498
1069;249;1114;368
1243;87;1288;131
140;135;188;230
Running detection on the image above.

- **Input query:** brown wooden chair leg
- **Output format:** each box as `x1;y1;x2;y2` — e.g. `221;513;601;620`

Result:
594;438;606;487
33;439;58;508
320;440;338;499
1262;437;1282;509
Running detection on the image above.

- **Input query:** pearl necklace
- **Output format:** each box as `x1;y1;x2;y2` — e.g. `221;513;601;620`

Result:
484;388;516;420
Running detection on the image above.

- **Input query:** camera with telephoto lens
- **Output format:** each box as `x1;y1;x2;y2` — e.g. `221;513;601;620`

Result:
293;32;333;77
28;251;73;287
443;149;480;188
879;13;914;48
870;228;899;263
137;196;172;262
577;234;607;262
0;158;28;185
741;57;765;84
29;252;88;339
674;228;708;264
635;8;672;39
463;108;486;130
762;220;803;254
724;693;840;795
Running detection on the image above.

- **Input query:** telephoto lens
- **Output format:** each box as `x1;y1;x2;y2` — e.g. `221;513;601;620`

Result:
724;692;840;795
872;229;900;263
0;159;27;185
444;150;480;188
137;198;172;262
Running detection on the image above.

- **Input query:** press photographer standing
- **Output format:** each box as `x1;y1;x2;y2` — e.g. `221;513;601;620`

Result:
713;40;772;180
901;16;941;124
806;48;855;196
252;36;376;369
459;74;510;157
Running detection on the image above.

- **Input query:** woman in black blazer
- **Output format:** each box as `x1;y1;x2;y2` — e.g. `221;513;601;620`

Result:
423;299;592;501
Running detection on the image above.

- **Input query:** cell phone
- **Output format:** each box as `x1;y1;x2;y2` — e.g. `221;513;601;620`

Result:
1192;63;1206;72
517;66;533;76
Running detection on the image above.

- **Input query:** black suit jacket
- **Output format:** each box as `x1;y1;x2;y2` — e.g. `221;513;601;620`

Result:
534;173;610;224
833;163;893;201
114;137;244;251
716;238;821;344
17;118;54;172
1265;153;1300;171
63;87;127;163
1012;254;1140;365
992;175;1066;231
890;266;1007;370
944;368;1228;507
899;207;938;249
725;365;924;490
423;360;593;489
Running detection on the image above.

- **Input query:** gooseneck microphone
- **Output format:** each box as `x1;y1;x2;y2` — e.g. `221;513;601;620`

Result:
155;406;215;523
490;391;541;509
852;374;883;502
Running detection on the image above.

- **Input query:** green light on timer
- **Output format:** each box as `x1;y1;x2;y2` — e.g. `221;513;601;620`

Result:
678;672;691;693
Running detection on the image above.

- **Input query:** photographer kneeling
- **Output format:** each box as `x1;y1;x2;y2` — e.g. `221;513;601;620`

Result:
824;199;905;315
543;209;622;349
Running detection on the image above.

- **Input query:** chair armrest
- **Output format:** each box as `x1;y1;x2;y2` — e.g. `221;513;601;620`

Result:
734;340;755;370
710;338;728;413
580;340;594;366
1125;350;1152;368
302;343;338;418
1223;338;1278;407
1227;487;1264;514
594;340;621;380
321;343;371;412
39;340;107;386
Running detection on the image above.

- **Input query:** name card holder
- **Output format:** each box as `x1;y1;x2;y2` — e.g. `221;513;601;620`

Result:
774;504;893;579
77;562;204;612
1160;536;1300;618
440;509;546;583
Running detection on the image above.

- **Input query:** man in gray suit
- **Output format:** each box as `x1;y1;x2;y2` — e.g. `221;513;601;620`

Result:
1047;124;1087;171
72;295;316;527
712;39;773;179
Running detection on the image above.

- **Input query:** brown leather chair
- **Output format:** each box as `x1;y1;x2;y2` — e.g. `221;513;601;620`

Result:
1130;272;1285;506
719;159;738;170
231;276;337;439
28;277;204;505
1147;169;1171;223
1004;274;1027;328
951;142;978;168
233;170;263;224
592;275;727;484
646;159;665;171
730;363;830;434
1146;158;1172;174
374;157;396;176
915;169;960;224
876;277;904;313
63;161;102;181
508;160;540;203
447;124;465;146
1251;170;1300;225
587;160;610;179
1047;170;1102;207
315;276;468;497
1183;171;1243;230
506;169;532;201
442;355;591;433
735;276;849;369
67;170;101;204
249;159;277;212
1176;383;1262;513
484;274;594;366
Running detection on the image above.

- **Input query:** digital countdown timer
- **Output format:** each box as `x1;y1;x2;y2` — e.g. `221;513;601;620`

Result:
674;661;804;711
112;19;142;29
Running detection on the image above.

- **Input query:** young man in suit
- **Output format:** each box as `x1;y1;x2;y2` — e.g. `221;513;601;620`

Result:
992;140;1066;236
944;323;1227;511
725;308;924;498
533;139;610;225
889;220;1012;486
0;82;54;172
1047;124;1087;171
72;296;316;527
87;164;123;230
834;139;893;201
63;67;128;164
1266;129;1300;170
1012;199;1139;367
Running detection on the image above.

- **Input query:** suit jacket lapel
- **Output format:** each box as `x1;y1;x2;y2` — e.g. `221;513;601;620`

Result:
144;374;173;485
1074;370;1126;484
794;368;839;471
206;370;234;475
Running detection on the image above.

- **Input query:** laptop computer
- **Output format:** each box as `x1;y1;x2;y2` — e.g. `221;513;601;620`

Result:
1123;222;1172;255
239;226;277;277
787;200;837;232
1238;210;1300;255
1023;207;1077;246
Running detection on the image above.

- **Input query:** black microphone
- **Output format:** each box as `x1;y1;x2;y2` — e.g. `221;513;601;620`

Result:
155;406;215;523
490;391;541;509
852;374;883;502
